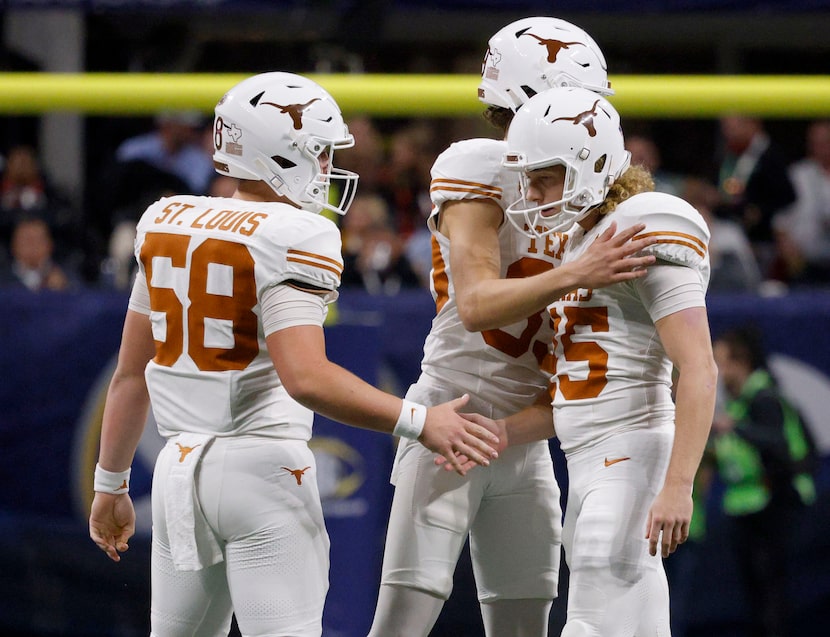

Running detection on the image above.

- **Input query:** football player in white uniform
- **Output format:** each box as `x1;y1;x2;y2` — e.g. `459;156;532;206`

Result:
368;18;659;637
463;86;719;637
87;72;502;637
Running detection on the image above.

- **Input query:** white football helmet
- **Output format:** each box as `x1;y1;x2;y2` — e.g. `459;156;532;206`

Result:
212;71;358;215
478;16;613;112
502;86;631;237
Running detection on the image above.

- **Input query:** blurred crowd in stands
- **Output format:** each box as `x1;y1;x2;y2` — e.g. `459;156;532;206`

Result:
1;112;829;296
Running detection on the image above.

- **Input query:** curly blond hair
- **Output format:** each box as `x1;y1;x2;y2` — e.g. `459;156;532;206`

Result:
592;164;655;217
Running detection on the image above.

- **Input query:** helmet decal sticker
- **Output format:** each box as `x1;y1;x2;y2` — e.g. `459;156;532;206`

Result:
224;121;243;156
551;100;602;137
261;98;322;130
482;45;502;80
517;28;584;64
214;117;244;156
225;122;242;142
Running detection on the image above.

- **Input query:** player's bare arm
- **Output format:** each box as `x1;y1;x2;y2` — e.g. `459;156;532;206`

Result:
266;324;500;475
89;309;155;562
492;390;555;448
441;200;655;332
646;306;718;557
437;391;555;472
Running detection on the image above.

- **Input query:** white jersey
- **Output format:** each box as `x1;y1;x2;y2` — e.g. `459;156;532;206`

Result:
421;137;563;416
378;138;564;611
549;191;711;453
132;194;342;441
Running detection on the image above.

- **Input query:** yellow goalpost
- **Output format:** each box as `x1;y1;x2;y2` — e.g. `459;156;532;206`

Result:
0;73;828;118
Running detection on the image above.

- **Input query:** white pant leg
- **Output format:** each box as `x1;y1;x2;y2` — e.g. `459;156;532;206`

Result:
150;543;232;637
562;428;673;637
209;438;329;637
152;436;329;637
151;443;233;637
368;437;475;637
470;440;561;602
380;437;481;598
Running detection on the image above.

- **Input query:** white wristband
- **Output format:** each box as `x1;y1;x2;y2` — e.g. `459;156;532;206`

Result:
394;400;427;440
94;463;131;494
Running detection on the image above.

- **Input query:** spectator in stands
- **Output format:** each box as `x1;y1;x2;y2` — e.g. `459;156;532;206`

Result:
340;191;422;294
376;122;436;287
769;119;830;285
711;325;817;637
378;122;436;239
403;224;433;289
115;111;214;196
0;215;77;291
1;145;50;214
626;133;684;196
685;176;762;293
0;144;77;262
337;116;385;192
714;115;796;273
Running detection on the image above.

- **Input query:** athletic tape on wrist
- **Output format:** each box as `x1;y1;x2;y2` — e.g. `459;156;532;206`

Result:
94;463;131;494
394;400;427;440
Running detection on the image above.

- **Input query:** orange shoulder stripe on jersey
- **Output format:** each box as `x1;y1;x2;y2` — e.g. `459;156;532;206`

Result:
287;249;344;277
431;235;450;314
636;231;707;258
287;248;343;270
430;178;502;199
287;256;343;279
654;238;707;258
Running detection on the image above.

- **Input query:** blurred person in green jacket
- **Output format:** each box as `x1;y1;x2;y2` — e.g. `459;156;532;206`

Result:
712;324;817;637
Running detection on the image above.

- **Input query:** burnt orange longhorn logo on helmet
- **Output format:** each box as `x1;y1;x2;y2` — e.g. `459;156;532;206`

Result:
519;30;584;63
550;100;602;137
261;98;322;130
